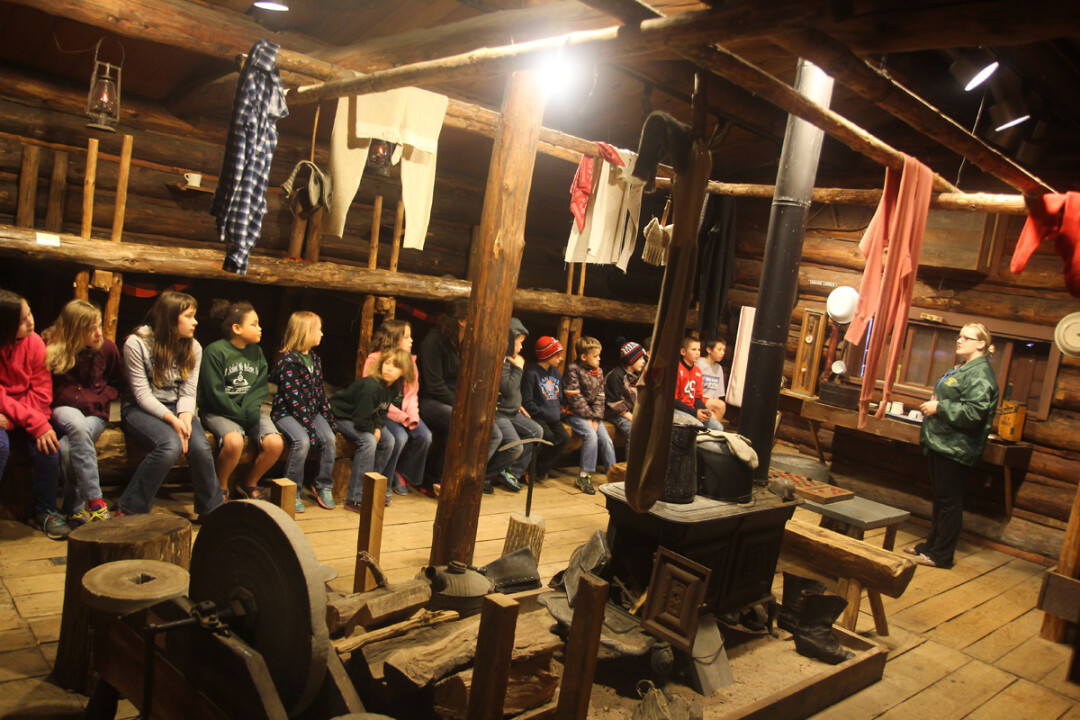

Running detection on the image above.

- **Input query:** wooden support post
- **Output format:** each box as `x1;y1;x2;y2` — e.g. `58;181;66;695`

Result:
1042;480;1080;641
54;515;193;693
356;196;383;377
287;215;308;258
466;593;520;720
303;206;324;262
45;150;68;233
73;271;90;302
104;134;133;342
502;512;546;564
268;478;297;519
354;471;388;593
80;138;98;239
554;573;608;720
556;263;574;374
429;70;546;567
16;144;40;228
384;198;405;318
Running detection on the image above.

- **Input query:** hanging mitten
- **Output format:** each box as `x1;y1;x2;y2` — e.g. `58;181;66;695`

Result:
1010;192;1080;297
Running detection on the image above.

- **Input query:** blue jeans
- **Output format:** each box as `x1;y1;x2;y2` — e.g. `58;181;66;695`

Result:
0;427;61;514
385;418;432;487
337;420;394;503
275;414;336;493
674;409;723;432
52;406;108;513
611;415;632;441
566;415;615;474
487;415;524;479
120;405;222;516
420;398;505;485
508;413;543;479
531;416;570;479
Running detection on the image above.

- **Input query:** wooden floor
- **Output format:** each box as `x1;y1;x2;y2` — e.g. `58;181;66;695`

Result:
0;467;1076;719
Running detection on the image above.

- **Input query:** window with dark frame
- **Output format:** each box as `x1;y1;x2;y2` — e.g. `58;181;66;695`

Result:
841;312;1061;421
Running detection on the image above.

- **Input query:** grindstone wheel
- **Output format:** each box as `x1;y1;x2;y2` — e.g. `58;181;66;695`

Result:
189;500;330;717
81;560;189;615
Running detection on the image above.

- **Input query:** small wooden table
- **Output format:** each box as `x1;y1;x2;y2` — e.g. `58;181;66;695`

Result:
800;399;1033;517
801;496;911;636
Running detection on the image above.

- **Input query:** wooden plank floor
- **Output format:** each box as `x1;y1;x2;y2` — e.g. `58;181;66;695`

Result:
0;469;1076;719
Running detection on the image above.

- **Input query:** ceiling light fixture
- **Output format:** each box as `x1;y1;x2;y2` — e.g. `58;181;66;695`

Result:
948;49;999;91
989;97;1031;132
253;0;289;10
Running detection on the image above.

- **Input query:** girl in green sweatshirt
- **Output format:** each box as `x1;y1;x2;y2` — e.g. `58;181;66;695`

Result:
199;301;283;501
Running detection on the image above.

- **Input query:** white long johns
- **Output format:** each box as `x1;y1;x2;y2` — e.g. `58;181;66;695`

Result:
327;87;449;250
564;147;644;272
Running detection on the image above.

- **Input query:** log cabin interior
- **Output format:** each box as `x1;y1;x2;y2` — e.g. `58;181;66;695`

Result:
0;0;1078;718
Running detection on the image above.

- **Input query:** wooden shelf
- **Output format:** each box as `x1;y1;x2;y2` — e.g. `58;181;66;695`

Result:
168;182;214;194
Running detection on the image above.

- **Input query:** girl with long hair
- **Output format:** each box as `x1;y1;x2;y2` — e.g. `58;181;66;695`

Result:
43;299;124;524
118;291;222;518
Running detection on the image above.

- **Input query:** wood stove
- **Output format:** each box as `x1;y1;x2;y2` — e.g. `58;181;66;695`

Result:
599;482;797;617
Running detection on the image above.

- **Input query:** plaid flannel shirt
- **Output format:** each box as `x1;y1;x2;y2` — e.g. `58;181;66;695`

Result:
212;40;288;275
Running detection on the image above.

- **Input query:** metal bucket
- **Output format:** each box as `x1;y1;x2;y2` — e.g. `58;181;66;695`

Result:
661;416;701;504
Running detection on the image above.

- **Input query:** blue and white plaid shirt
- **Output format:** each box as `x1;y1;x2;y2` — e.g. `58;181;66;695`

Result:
212;40;288;275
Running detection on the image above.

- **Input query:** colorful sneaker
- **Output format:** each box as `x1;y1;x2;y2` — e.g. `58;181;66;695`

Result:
294;497;306;514
495;470;522;492
419;484;441;499
86;503;111;523
68;508;92;528
37;511;72;540
384;493;392;506
392;472;410;496
315;487;335;510
574;474;596;495
344;499;362;514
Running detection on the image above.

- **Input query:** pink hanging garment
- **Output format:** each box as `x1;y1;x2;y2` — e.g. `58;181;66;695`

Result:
1010;192;1080;298
845;154;934;427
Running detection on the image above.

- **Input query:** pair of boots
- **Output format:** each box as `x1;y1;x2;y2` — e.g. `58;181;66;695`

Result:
778;572;854;665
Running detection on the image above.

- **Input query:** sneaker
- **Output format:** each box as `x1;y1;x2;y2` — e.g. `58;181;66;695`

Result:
344;500;362;514
315;487;335;510
86;503;111;523
483;482;494;494
495;470;522;492
294;497;306;514
392;472;410;496
68;509;91;528
37;511;72;540
384;493;392;506
419;484;441;499
575;474;596;495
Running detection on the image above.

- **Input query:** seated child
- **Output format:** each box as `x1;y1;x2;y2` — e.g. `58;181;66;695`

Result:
521;336;569;482
676;335;722;431
489;318;541;493
199;301;283;501
563;336;615;495
605;340;646;440
697;337;727;423
0;290;70;539
44;299;124;525
270;311;337;513
331;348;411;512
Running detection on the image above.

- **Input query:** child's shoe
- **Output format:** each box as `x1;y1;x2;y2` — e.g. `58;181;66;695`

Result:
315;487;335;510
495;470;522;492
38;511;72;540
344;499;363;514
392;472;410;495
294;497;306;513
574;474;596;495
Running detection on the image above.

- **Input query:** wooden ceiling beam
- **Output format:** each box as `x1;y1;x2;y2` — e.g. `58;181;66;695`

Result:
771;30;1054;195
576;0;960;191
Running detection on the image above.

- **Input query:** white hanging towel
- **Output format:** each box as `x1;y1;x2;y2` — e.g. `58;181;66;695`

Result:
327;85;449;250
564;148;644;272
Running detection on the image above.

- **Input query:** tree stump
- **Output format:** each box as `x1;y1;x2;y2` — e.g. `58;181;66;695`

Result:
54;514;192;693
502;512;546;565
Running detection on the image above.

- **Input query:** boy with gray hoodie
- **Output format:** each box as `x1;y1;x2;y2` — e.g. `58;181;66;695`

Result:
487;318;543;492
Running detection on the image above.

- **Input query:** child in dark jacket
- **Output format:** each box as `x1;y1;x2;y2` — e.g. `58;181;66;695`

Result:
43;299;124;525
521;336;569;482
331;348;412;511
270;311;337;513
488;318;538;493
605;340;646;441
199;301;283;502
563;336;615;495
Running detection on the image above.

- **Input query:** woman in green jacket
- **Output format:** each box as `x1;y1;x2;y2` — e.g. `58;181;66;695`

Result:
913;323;999;569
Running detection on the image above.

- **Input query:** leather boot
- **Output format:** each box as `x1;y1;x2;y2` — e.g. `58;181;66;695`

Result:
778;572;827;634
794;593;855;665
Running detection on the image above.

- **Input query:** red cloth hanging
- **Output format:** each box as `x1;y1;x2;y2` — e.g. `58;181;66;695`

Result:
1010;192;1080;298
569;155;594;232
845;154;934;428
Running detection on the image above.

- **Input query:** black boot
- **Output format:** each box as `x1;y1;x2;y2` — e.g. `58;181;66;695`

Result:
794;593;855;665
778;572;827;634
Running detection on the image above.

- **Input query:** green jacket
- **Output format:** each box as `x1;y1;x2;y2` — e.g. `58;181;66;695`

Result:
198;339;269;429
920;355;999;466
329;376;402;433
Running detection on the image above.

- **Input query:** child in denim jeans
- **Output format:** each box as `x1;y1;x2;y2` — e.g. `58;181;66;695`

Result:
562;336;615;495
